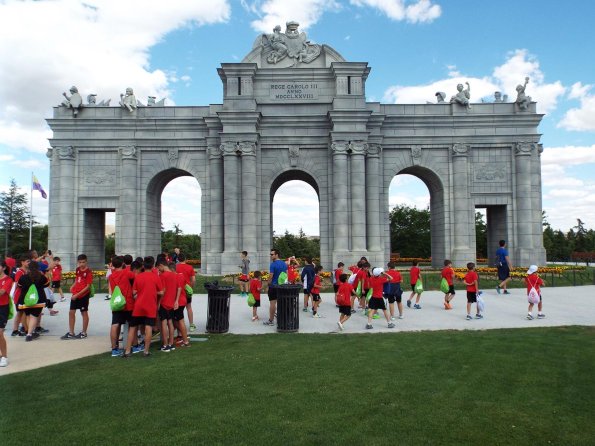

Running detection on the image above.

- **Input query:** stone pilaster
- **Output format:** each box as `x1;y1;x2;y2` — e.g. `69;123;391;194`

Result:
350;141;367;251
514;142;538;265
451;143;475;266
240;141;257;253
365;143;382;251
55;146;76;270
208;145;224;255
116;146;138;258
221;141;240;253
331;141;349;252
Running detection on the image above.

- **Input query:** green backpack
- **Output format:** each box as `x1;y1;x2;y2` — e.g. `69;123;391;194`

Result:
247;293;256;307
355;280;363;297
414;279;424;294
277;271;288;285
185;284;193;298
440;277;450;294
109;285;126;311
8;297;16;320
23;284;39;307
89;283;95;298
365;288;373;302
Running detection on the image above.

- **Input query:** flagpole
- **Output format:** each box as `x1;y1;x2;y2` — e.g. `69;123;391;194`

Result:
29;172;33;250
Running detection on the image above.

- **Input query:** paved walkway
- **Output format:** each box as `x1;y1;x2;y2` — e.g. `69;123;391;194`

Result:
2;285;593;376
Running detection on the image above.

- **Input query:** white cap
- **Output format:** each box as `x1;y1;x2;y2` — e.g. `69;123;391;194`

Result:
527;265;538;274
372;267;384;276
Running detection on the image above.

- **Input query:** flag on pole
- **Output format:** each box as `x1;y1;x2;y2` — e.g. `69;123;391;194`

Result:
32;175;47;199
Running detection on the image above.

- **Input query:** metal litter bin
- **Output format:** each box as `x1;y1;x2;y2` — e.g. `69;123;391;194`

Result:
205;284;233;333
271;284;302;333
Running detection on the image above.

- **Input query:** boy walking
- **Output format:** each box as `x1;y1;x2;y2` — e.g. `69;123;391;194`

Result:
156;259;181;352
333;262;344;294
311;265;323;318
238;251;250;297
441;259;455;310
366;268;396;329
463;262;482;320
264;249;287;326
300;257;315;312
384;262;404;320
176;253;196;332
407;260;422;309
335;273;357;330
61;254;93;339
525;265;545;320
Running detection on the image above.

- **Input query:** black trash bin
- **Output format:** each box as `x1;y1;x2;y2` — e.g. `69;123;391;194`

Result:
271;284;302;333
205;284;233;333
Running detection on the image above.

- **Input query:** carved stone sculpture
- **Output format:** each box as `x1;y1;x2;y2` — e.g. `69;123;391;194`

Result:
450;82;471;108
87;94;97;106
258;21;321;66
61;86;83;116
435;92;446;102
147;96;156;106
515;77;532;110
119;87;137;112
288;145;299;166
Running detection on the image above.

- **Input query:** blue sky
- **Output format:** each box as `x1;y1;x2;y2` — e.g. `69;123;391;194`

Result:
1;0;594;237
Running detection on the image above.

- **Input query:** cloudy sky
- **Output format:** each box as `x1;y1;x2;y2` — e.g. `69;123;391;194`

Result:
1;0;594;238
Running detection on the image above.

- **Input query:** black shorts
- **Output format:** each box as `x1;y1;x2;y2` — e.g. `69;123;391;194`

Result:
497;264;510;281
173;307;185;321
51;280;61;289
268;288;278;301
253;299;261;308
23;307;43;317
70;296;90;312
333;284;339;293
448;285;455;295
186;295;193;304
303;288;312;295
368;297;386;310
312;293;321;302
158;307;174;320
385;293;402;304
467;291;477;303
111;310;132;325
129;316;156;327
0;304;8;329
338;305;351;316
410;284;416;292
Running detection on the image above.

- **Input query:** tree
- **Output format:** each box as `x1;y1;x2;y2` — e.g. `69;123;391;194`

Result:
273;228;320;260
0;179;30;256
475;211;487;258
161;224;201;259
389;205;431;257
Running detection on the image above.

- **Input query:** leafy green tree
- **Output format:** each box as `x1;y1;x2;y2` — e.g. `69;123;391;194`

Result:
161;224;201;259
0;179;31;255
475;211;487;258
389;205;431;257
273;228;320;260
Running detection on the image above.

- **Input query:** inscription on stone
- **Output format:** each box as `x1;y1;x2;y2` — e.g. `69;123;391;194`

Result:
269;82;319;100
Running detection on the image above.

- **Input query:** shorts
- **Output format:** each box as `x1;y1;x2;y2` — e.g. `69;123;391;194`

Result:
0;304;8;329
467;291;477;303
111;310;132;325
338;305;351;316
368;297;386;310
51;280;61;289
173;307;185;321
158;307;174;320
497;264;510;281
253;299;261;308
129;316;156;327
23;307;43;317
312;293;321;302
303;288;312;295
70;296;90;312
411;284;416;292
268;288;278;301
385;293;402;304
186;294;193;304
333;284;339;293
448;285;455;295
239;274;249;282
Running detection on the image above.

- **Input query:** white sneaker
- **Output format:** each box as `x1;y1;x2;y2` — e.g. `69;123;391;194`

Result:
390;316;396;321
337;321;344;331
0;357;8;367
398;315;404;319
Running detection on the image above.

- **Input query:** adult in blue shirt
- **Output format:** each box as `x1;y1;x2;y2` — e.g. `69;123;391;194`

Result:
264;249;287;326
495;240;512;294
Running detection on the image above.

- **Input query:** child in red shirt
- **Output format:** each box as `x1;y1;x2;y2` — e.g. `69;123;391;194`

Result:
249;271;262;321
366;268;396;329
176;253;196;332
384;262;403;320
0;260;14;366
335;274;357;330
407;260;423;309
172;264;190;347
51;257;65;302
312;266;323;318
124;257;164;357
441;259;455;310
463;262;481;320
525;265;545;320
157;260;181;352
62;254;93;339
333;262;344;294
11;255;30;336
108;256;136;356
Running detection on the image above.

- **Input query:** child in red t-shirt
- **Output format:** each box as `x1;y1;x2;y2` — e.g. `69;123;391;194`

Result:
249;271;262;321
525;265;545;320
61;254;93;339
385;262;403;320
108;256;136;356
333;262;344;294
441;259;455;310
366;268;396;329
11;255;30;336
311;266;323;318
407;260;423;309
463;262;481;320
335;274;357;330
0;260;14;366
51;257;65;302
175;253;196;332
172;263;190;347
157;260;181;352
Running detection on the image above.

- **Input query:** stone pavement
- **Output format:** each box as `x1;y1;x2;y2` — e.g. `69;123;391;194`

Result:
2;285;593;376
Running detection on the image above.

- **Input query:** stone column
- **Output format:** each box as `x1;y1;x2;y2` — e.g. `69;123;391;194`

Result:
451;143;474;266
208;145;224;254
331;141;349;252
240;142;257;253
53;146;76;270
350;141;367;252
532;144;547;264
221;141;240;253
365;143;382;252
117;146;138;258
514;142;535;265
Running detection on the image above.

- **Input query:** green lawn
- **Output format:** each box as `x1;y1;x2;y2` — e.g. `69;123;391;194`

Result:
2;327;594;445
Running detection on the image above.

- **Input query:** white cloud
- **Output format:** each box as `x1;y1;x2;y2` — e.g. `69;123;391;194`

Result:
161;176;202;235
350;0;441;23
558;82;595;131
0;0;231;154
247;0;340;33
383;49;565;114
273;180;319;235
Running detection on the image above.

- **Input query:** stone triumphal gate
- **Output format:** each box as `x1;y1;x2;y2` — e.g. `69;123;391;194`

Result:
47;24;546;273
